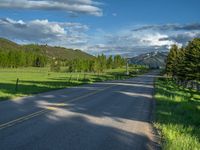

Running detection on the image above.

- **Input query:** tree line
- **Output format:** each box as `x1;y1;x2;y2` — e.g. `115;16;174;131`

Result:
67;54;125;73
0;49;47;68
0;47;126;73
165;38;200;83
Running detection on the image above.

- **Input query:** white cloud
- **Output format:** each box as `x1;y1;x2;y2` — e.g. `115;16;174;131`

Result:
0;0;103;16
0;18;199;56
0;18;89;48
85;24;200;56
141;33;177;47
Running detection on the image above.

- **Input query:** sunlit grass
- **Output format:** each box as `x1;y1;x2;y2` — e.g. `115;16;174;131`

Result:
154;78;200;150
0;66;146;101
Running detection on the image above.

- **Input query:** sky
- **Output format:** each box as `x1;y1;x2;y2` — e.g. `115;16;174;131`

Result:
0;0;200;56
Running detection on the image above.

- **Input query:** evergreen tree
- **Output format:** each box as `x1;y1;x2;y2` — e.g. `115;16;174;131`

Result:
176;48;187;81
107;55;113;69
184;38;200;81
113;55;125;68
165;45;179;76
165;38;200;82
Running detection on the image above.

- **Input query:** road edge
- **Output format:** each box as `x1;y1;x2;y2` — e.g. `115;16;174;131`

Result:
148;76;162;150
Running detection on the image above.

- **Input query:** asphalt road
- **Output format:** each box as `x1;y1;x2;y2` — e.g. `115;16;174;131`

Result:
0;71;159;150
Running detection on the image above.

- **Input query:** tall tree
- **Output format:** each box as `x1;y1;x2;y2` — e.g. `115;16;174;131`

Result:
113;55;124;68
107;55;113;69
184;38;200;81
165;45;179;76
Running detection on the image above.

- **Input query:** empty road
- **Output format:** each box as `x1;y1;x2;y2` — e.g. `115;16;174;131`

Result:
0;71;159;150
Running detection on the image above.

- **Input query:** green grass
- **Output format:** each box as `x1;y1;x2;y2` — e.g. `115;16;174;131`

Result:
154;77;200;150
0;66;147;101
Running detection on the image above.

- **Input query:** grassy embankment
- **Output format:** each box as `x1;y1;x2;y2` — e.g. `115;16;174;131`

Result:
0;66;147;101
154;77;200;150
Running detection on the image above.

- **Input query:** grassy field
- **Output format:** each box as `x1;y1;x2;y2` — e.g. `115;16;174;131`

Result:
0;66;147;101
154;77;200;150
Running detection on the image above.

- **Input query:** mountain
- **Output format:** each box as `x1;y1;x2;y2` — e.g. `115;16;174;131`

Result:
0;38;94;61
129;51;168;69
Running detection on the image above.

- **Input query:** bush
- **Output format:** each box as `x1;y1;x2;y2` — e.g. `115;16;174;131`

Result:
50;59;61;72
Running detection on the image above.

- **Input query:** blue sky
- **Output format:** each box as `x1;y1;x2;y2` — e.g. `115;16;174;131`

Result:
0;0;200;56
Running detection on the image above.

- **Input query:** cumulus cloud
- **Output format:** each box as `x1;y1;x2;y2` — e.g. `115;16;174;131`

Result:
0;18;200;56
0;18;89;47
86;23;200;56
88;30;172;54
0;0;103;16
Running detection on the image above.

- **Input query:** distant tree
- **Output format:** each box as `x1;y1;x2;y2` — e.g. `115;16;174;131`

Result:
33;54;47;67
94;56;101;73
99;54;107;72
50;58;61;72
106;55;113;69
88;60;95;72
0;47;47;68
113;55;125;68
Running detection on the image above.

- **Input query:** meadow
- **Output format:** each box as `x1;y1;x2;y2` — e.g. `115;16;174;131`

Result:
154;77;200;150
0;66;146;101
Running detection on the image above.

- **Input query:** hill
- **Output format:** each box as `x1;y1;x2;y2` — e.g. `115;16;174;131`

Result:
130;51;168;69
0;38;22;51
0;38;94;61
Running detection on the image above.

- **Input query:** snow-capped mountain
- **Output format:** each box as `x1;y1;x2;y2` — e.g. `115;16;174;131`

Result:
130;51;168;69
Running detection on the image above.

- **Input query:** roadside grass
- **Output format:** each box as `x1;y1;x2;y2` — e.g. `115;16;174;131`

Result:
0;66;147;101
154;77;200;150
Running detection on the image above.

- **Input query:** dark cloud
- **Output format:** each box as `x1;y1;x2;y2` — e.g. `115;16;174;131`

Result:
159;32;200;45
133;23;200;32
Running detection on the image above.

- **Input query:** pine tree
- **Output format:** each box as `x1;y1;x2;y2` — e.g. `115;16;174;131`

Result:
107;55;113;69
176;48;187;81
184;38;200;81
165;45;179;76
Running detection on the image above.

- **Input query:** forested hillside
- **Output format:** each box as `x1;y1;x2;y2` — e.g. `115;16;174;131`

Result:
0;38;94;68
23;45;93;61
0;38;127;73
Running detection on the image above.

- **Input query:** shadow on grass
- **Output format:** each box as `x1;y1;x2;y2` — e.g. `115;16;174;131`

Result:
0;80;84;101
0;69;154;102
157;78;200;101
155;78;200;141
0;73;131;101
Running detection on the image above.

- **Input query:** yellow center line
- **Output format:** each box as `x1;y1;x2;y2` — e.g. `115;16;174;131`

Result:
0;110;47;130
0;84;117;130
67;84;116;103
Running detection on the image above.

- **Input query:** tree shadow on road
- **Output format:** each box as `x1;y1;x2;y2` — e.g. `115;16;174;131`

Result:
0;71;161;149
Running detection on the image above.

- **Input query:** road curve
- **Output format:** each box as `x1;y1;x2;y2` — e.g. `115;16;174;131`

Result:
0;71;159;150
